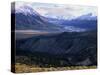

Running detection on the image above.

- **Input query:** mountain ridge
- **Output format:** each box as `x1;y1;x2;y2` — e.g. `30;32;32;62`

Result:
16;31;97;66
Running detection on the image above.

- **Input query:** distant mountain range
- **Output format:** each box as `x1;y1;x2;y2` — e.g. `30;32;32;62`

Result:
45;13;97;30
11;4;97;32
44;13;97;20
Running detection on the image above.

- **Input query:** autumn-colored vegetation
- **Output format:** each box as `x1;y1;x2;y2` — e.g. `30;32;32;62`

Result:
15;63;96;73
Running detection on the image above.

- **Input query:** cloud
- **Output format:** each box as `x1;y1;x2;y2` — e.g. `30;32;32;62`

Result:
34;5;97;19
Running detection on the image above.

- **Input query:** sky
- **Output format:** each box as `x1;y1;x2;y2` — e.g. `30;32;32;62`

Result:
15;2;97;20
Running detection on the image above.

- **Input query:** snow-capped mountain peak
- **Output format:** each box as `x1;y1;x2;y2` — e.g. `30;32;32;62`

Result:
77;13;97;20
15;4;39;16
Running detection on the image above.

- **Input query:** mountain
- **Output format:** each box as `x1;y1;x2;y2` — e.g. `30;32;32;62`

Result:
13;3;97;66
11;5;63;32
12;4;97;32
16;30;97;66
45;13;97;30
77;13;97;20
